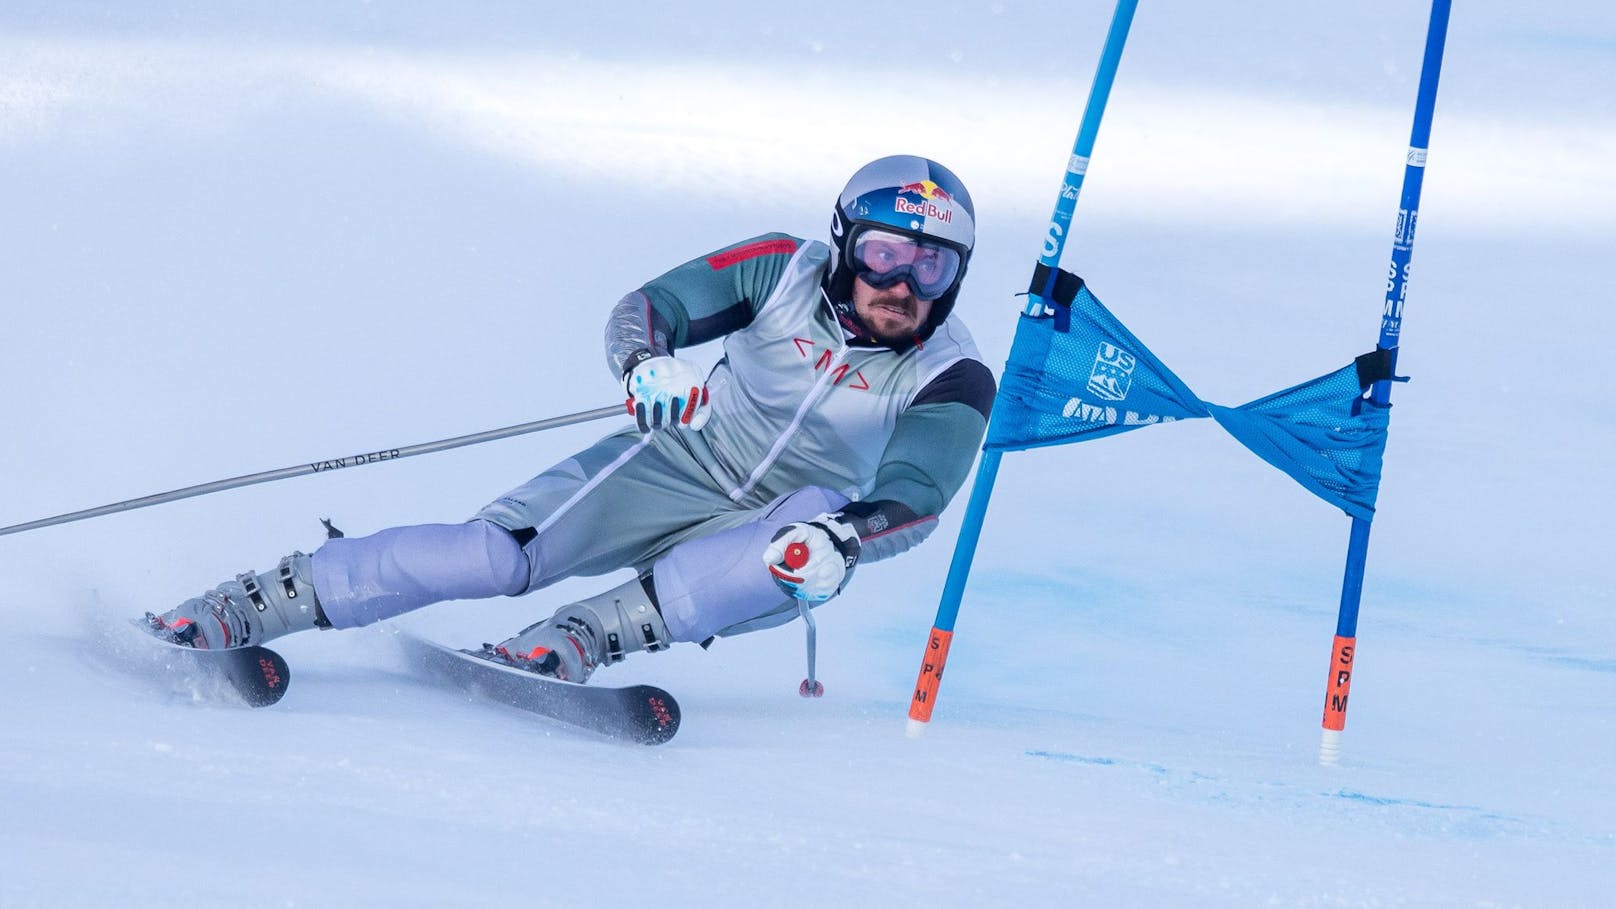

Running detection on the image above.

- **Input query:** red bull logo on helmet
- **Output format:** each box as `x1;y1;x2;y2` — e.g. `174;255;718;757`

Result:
898;180;953;202
895;180;955;223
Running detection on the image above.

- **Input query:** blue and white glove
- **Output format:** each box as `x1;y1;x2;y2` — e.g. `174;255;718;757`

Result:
763;514;861;603
622;351;711;433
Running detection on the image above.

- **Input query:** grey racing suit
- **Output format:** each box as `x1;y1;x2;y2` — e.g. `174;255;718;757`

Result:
312;233;995;641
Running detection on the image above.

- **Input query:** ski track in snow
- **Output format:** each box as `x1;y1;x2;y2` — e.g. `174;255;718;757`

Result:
1024;749;1603;849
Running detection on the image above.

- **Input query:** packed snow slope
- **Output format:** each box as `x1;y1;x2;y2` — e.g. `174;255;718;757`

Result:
2;3;1612;907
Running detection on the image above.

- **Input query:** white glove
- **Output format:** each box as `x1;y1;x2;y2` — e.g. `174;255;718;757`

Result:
763;514;861;603
623;353;711;433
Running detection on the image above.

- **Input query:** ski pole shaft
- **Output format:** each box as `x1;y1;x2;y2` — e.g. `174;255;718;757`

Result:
0;403;625;538
906;0;1139;739
1319;0;1451;766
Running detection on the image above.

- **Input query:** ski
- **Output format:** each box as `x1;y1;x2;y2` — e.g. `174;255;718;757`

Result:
398;634;681;745
123;622;291;707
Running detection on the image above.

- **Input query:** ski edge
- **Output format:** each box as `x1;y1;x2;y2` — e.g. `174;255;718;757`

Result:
396;633;680;746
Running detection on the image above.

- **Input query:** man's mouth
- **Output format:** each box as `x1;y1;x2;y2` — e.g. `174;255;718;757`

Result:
871;298;913;318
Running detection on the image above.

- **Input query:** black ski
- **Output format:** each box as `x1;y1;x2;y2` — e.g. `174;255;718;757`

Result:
399;634;680;745
124;623;291;707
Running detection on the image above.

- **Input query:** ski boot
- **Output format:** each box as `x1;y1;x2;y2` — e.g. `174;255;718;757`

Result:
489;576;670;683
146;552;330;649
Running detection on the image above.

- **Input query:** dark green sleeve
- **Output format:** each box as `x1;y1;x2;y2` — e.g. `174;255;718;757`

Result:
837;358;996;562
641;233;803;349
605;234;805;375
866;401;988;518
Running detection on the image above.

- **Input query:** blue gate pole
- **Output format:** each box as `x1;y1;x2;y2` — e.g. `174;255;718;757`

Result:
907;0;1140;739
1319;0;1452;765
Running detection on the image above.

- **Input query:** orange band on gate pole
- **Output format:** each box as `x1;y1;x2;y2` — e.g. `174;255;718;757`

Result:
907;627;954;727
1322;635;1356;732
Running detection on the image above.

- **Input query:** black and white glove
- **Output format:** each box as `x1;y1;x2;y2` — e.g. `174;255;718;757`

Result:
763;514;861;603
622;350;711;433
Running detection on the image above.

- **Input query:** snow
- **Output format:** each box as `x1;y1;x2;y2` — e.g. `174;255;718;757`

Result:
2;2;1612;906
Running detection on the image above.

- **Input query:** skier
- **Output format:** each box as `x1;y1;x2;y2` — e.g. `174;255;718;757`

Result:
147;155;996;684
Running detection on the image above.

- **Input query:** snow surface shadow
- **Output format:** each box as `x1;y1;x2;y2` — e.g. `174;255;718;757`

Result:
1513;646;1616;675
1437;634;1616;676
1022;749;1578;845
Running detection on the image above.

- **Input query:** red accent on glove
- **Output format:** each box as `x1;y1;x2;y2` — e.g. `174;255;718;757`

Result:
768;564;804;584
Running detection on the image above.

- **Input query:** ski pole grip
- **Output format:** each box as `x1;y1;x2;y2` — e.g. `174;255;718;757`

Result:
784;542;810;570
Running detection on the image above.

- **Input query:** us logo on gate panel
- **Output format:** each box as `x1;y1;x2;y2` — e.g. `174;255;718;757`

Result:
1086;342;1136;402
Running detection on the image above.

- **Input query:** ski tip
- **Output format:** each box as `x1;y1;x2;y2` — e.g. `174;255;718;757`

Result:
121;622;291;708
633;686;681;746
238;647;292;707
905;717;929;740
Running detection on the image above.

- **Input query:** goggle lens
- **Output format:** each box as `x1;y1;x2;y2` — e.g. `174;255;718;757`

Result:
851;229;962;302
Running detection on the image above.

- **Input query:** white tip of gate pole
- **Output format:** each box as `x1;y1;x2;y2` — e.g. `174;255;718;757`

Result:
1318;729;1343;766
905;718;929;739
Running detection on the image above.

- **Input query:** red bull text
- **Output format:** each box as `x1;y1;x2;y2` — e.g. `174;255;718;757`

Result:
896;180;956;222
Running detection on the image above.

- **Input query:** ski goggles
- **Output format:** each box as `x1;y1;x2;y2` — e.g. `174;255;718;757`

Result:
850;228;963;302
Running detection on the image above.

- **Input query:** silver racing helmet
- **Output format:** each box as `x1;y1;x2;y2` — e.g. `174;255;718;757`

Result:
824;155;976;345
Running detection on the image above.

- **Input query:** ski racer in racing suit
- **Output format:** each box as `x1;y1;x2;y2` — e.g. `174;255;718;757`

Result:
147;155;997;685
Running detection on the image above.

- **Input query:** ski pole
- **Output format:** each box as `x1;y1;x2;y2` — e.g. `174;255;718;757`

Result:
906;0;1139;739
0;403;625;538
797;599;824;698
1318;0;1451;766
